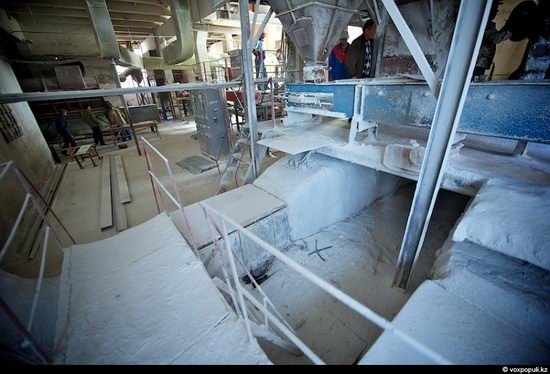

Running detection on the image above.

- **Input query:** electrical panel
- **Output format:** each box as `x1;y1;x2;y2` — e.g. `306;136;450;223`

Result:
190;89;231;160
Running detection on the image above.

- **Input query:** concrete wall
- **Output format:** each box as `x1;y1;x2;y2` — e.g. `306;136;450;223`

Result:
0;60;54;252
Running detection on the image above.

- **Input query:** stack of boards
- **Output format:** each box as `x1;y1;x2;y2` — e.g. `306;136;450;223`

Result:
100;155;131;232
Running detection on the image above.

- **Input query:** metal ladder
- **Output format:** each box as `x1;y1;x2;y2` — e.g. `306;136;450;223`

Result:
218;126;251;194
217;126;276;194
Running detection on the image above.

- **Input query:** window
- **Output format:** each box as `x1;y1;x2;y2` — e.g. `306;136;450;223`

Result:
0;104;23;143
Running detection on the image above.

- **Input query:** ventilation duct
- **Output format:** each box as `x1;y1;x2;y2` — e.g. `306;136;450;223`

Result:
163;0;195;65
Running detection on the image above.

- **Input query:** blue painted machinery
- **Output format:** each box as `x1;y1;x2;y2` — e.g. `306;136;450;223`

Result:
286;80;550;144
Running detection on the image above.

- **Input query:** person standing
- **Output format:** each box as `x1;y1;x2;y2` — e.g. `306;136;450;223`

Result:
329;30;350;81
472;1;511;81
253;32;268;89
55;109;76;155
106;101;131;142
81;106;106;146
345;19;377;79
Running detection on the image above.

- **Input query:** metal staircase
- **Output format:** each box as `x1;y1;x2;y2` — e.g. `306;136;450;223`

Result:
217;127;275;194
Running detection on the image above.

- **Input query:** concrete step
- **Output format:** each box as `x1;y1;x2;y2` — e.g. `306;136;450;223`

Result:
54;213;271;364
434;240;550;348
170;184;286;250
452;181;550;271
359;280;550;365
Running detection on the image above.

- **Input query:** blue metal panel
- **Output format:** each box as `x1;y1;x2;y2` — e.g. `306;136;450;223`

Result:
361;81;550;143
287;83;355;118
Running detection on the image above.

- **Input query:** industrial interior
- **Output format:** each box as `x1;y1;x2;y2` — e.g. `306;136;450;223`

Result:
0;0;549;365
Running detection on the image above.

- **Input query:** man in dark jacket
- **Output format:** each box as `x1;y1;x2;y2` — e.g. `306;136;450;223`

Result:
345;19;377;79
55;109;76;155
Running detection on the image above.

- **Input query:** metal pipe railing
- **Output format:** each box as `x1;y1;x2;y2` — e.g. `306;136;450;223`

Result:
27;227;50;332
201;205;295;334
0;161;74;364
140;137;198;257
200;202;452;365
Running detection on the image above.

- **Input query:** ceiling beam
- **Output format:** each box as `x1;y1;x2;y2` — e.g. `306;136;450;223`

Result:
113;26;154;34
109;12;168;24
106;0;171;16
6;5;168;24
14;14;90;26
115;31;151;36
193;23;241;35
111;20;160;28
4;0;171;17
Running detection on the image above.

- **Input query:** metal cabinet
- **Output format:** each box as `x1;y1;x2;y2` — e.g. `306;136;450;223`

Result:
190;89;231;159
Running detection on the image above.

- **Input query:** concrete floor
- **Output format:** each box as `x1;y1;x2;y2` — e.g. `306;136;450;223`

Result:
5;120;229;277
254;185;469;364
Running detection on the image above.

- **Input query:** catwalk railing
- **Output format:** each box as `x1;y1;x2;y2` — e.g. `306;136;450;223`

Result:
140;137;199;257
200;202;453;365
0;161;75;364
140;139;296;350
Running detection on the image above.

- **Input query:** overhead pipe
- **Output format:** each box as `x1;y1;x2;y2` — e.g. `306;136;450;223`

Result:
86;0;120;59
86;0;145;68
163;0;195;65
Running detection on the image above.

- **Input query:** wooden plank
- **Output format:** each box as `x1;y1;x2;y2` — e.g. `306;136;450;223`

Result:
100;158;113;229
110;156;128;232
114;155;131;204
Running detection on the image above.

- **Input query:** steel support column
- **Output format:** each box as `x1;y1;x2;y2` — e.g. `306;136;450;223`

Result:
250;9;274;51
393;0;492;289
239;0;259;177
111;59;141;156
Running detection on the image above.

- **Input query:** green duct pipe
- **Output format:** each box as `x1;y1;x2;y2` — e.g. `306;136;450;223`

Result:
86;0;144;69
163;0;195;65
86;0;119;59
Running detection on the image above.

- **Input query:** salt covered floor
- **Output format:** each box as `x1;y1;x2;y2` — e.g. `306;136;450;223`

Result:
54;213;270;364
255;184;469;364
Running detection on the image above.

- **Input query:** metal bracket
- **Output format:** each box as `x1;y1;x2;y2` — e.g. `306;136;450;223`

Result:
349;85;377;143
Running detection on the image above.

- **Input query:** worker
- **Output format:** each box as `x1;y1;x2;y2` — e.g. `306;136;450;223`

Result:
328;30;350;81
345;19;377;79
253;32;267;89
81;106;106;146
472;1;511;81
105;101;131;142
55;109;76;155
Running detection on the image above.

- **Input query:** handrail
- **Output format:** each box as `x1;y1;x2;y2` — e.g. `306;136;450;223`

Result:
0;161;75;364
140;136;198;256
200;202;452;365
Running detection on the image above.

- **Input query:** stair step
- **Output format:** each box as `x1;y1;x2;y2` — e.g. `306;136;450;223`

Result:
359;280;550;364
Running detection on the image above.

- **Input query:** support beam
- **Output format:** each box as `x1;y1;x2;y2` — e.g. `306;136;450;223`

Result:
393;0;492;289
249;0;262;43
0;80;253;104
111;59;142;156
239;0;259;178
250;8;273;52
374;6;388;78
379;0;440;97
